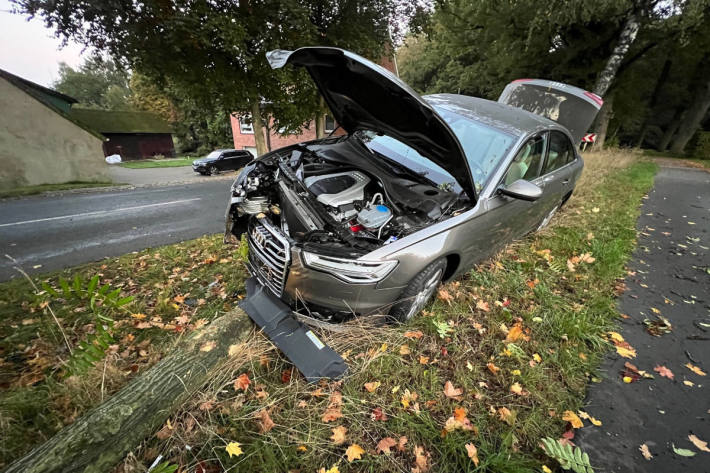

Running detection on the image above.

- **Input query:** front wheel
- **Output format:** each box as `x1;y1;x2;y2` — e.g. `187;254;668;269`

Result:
388;258;447;323
208;165;219;176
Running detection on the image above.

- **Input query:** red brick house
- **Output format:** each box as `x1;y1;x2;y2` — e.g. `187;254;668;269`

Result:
231;49;397;156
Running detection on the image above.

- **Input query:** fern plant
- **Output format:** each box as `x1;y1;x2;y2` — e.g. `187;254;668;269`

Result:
541;437;594;473
41;275;134;376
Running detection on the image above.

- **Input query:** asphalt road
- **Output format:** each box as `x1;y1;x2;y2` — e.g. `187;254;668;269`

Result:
577;166;710;472
0;179;233;281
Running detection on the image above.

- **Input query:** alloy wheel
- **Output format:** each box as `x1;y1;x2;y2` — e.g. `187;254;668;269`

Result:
404;268;443;320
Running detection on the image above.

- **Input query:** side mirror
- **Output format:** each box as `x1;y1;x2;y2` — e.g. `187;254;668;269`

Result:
499;179;542;201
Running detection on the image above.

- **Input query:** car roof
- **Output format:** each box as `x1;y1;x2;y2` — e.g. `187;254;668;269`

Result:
424;93;559;138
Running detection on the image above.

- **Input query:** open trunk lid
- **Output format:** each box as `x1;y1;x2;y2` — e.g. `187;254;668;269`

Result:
498;79;603;143
267;47;477;201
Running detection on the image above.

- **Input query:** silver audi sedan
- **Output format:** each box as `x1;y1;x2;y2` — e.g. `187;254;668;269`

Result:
225;47;603;324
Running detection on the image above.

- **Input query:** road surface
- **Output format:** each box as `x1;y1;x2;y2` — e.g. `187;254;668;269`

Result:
0;180;233;281
576;166;710;472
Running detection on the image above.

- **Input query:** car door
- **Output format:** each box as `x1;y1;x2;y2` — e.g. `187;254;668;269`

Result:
539;131;575;212
219;151;235;170
483;133;548;247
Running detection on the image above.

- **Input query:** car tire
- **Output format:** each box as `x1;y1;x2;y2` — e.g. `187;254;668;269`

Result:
208;165;219;176
536;203;560;231
388;258;447;323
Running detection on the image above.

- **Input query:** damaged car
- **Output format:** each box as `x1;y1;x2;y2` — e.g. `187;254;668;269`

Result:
226;47;603;325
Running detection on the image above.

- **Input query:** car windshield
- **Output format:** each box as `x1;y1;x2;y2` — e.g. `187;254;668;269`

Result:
206;151;222;159
433;106;515;187
356;132;460;191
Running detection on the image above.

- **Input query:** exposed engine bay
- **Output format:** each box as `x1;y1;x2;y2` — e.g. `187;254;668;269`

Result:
226;137;468;255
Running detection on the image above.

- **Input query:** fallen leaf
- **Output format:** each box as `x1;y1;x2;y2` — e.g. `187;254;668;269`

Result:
225;442;243;458
688;434;710;452
234;373;250;391
684;380;695;387
487;362;500;374
297;445;308;452
685;363;706;376
498;407;515;425
542;466;553;473
376;437;397;454
404;330;424;339
510;382;526;396
578;411;602;426
399;345;411;355
615;343;637;359
397;436;408;452
654;365;674;379
672;443;697;457
254;409;275;433
465;443;479;466
371;407;388;421
322;406;342;423
199;400;216;411
364;381;381;393
505;322;528;342
445;407;477;432
476;299;490;312
562;410;583;429
345;444;365;462
639;443;653;460
199;341;216;352
330;426;347;445
443;381;463;399
413;446;430;472
419;355;430;364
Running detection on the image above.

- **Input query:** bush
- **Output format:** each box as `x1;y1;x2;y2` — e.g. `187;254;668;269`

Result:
691;131;710;160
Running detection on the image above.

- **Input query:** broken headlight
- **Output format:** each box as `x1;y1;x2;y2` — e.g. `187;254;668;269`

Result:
302;252;397;283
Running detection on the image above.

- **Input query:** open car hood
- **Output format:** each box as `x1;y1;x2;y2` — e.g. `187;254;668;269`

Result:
267;47;476;201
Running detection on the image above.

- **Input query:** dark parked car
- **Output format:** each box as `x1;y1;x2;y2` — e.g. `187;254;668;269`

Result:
226;47;603;324
193;149;254;175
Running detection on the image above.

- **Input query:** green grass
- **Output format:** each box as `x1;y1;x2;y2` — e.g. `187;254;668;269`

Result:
0;181;116;198
0;151;658;472
119;157;196;169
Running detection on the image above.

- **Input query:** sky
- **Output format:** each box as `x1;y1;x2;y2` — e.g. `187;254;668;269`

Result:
0;0;86;86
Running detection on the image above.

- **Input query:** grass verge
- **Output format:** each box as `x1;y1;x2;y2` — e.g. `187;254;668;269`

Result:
642;149;710;169
0;150;657;472
119;157;196;169
0;181;116;199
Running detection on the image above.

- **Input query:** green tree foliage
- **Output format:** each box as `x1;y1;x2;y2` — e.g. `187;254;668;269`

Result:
400;0;710;154
53;57;133;110
16;0;414;154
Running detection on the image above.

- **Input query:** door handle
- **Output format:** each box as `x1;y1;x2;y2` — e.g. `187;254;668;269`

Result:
562;179;570;185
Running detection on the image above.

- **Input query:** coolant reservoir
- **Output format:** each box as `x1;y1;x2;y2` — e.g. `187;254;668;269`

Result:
357;204;392;229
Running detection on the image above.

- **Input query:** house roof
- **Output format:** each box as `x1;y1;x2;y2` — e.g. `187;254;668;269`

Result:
70;109;173;134
0;68;105;140
0;68;78;105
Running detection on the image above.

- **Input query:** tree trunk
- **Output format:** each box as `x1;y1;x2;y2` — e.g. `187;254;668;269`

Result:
658;108;683;151
315;97;326;139
635;58;672;148
592;10;641;97
669;78;710;154
263;115;272;152
594;94;614;149
5;310;255;473
250;100;268;156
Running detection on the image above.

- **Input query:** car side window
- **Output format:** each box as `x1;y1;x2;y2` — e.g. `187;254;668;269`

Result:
503;134;546;186
543;131;574;174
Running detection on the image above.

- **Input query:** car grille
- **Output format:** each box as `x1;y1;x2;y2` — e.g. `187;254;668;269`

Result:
247;218;290;297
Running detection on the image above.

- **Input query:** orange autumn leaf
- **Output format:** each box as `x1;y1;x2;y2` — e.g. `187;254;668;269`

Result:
234;373;250;391
654;365;674;379
487;362;500;374
505;322;529;342
404;330;424;339
345;444;365;462
322;406;343;423
413;446;430;473
376;437;397;454
364;381;381;393
498;407;515;425
399;345;411;355
254;409;275;433
397;436;408;452
510;382;525;395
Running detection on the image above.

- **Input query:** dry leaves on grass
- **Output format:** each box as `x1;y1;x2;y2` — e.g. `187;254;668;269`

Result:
254;409;275;433
330;426;347;445
444;407;477;432
404;330;424;339
376;437;397;454
323;391;344;423
465;443;479;467
498;407;515;425
443;381;463;400
364;381;381;393
225;441;243;458
234;373;250;391
412;446;430;472
345;444;365;462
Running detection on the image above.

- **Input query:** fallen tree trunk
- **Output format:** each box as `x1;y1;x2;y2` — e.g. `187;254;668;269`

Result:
5;309;255;473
